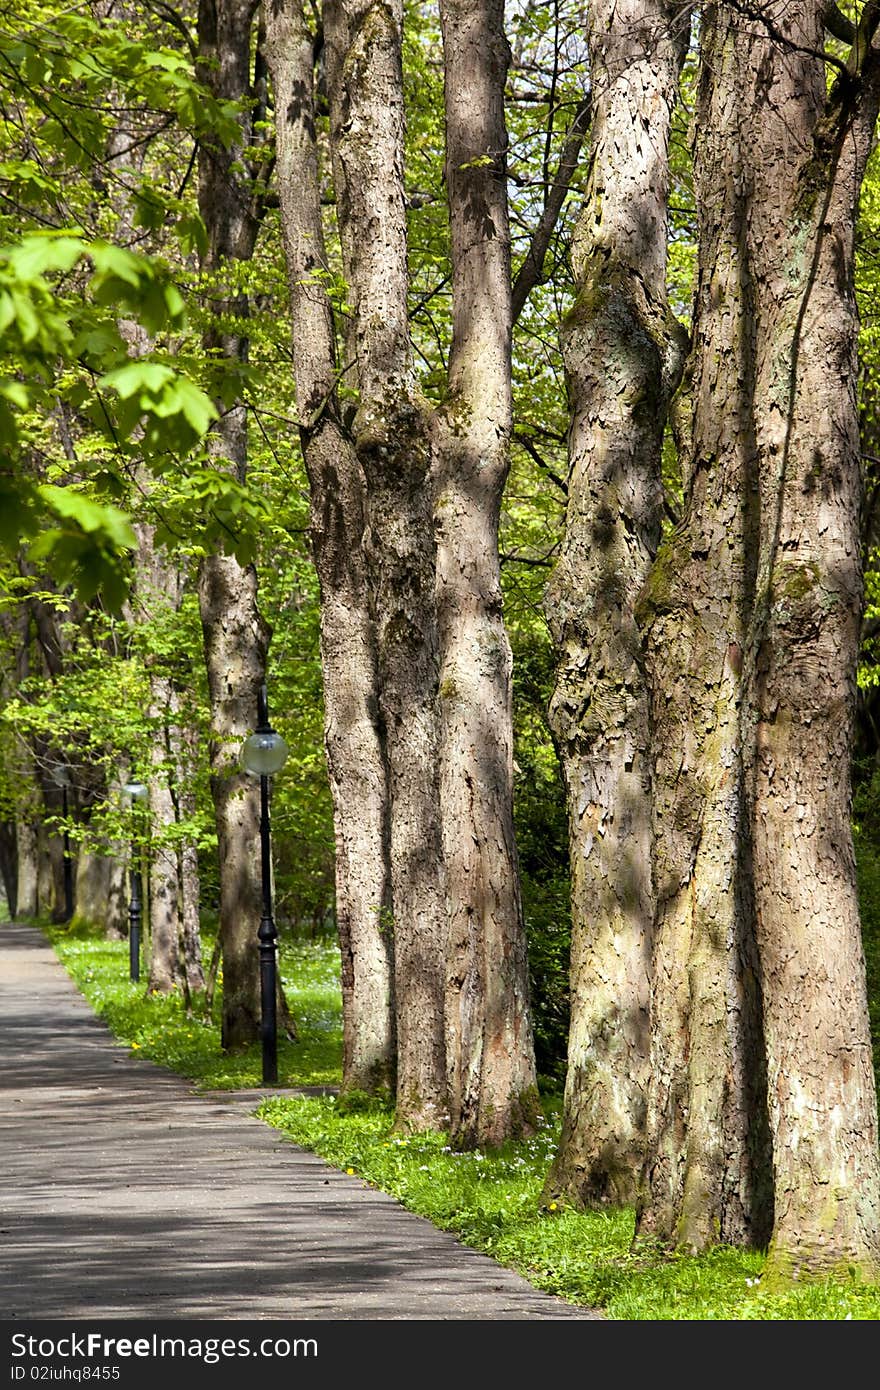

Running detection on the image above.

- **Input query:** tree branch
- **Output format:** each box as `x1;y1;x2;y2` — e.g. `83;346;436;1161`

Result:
511;95;591;325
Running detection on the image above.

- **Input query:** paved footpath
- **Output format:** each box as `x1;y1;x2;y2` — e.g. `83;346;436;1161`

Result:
0;921;602;1322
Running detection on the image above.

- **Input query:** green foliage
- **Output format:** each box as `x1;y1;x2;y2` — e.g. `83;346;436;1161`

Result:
0;229;219;606
0;2;252;608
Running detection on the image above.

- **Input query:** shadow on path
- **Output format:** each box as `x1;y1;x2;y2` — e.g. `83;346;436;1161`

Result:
0;922;602;1321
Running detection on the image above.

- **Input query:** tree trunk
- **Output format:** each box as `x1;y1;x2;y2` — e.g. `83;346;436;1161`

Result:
36;819;62;921
176;714;205;995
197;0;271;1050
434;0;537;1146
15;815;38;918
105;851;128;940
635;1;775;1251
637;0;880;1277
74;849;114;929
146;709;181;994
263;0;397;1096
542;0;687;1208
736;0;880;1283
324;0;449;1128
198;553;267;1047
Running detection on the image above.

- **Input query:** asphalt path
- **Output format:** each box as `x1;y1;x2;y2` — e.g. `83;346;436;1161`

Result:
0;920;603;1324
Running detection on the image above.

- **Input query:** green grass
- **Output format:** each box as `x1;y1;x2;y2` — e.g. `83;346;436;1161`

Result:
46;919;880;1321
48;919;342;1088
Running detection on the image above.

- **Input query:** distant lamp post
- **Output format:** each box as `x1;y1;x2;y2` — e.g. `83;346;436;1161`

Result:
50;764;73;923
241;684;289;1085
122;781;148;982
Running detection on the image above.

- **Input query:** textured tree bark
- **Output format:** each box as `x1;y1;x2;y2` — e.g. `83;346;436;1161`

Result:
135;566;206;995
36;822;58;919
105;852;128;941
736;0;880;1283
129;462;191;993
197;0;271;1049
637;0;880;1276
324;0;449;1128
542;0;687;1208
0;608;33;918
635;0;774;1251
197;552;268;1047
264;0;396;1096
434;0;537;1147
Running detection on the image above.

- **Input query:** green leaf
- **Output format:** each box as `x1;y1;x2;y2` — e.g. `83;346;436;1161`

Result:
38;485;136;549
4;233;85;280
89;242;145;289
98;361;176;399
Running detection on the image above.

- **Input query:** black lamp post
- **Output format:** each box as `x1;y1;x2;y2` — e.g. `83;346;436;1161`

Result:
50;764;74;923
122;781;148;982
241;684;289;1085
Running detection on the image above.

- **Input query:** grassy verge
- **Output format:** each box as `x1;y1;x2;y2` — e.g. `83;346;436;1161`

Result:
46;919;880;1321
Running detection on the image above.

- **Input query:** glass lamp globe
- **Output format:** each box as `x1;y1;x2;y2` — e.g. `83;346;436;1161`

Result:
241;729;289;776
123;781;149;801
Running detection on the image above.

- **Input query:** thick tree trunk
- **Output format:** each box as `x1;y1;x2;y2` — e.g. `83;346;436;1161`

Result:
434;0;537;1147
36;819;62;921
736;1;880;1282
105;852;128;940
324;0;449;1128
637;1;880;1276
197;0;271;1050
130;511;189;993
542;0;687;1208
264;0;396;1095
635;2;775;1251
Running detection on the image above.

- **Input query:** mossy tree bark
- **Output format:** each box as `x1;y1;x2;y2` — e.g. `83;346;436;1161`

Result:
637;0;880;1277
738;0;880;1283
264;0;396;1097
434;0;538;1147
542;0;688;1207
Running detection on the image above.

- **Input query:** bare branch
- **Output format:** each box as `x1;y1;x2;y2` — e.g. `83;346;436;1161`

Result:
511;95;591;324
